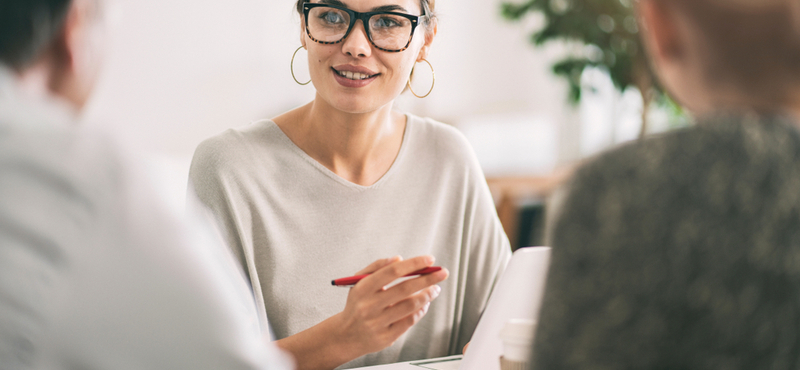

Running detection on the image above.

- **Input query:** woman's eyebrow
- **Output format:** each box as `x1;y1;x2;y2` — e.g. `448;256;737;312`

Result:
315;0;410;13
371;5;409;13
317;0;348;7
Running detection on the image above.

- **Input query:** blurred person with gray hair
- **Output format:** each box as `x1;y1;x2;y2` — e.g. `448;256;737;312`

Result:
0;0;293;368
534;0;800;368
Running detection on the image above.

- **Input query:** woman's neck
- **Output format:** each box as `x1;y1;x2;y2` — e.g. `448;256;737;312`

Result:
790;93;800;124
274;97;407;186
692;87;800;124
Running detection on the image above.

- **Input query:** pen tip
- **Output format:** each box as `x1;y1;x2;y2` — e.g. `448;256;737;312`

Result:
331;280;336;286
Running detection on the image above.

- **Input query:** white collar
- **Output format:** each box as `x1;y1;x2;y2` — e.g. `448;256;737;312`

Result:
0;64;77;131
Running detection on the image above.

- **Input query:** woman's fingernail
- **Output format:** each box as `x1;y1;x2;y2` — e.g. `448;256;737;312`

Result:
434;285;442;297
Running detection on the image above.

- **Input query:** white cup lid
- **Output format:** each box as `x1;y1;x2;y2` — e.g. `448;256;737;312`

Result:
500;318;536;342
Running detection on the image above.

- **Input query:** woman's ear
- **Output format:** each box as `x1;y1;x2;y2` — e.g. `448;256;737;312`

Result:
299;21;307;49
417;22;437;62
639;0;682;62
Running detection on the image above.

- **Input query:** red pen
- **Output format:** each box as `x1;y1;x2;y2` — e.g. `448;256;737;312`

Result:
331;266;443;286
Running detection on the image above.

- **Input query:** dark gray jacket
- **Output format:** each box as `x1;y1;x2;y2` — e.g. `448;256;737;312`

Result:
535;113;800;370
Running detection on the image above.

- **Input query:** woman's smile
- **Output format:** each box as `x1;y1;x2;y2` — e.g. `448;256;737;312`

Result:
331;65;381;88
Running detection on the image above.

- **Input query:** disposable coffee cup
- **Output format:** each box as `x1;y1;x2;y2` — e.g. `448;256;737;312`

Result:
499;318;536;370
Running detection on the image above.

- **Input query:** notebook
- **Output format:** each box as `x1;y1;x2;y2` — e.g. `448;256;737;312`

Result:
349;246;551;370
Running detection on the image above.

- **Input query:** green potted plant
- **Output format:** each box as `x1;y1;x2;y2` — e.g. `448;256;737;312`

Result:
501;0;676;137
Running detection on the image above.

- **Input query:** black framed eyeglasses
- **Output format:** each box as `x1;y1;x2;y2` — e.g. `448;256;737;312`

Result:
302;2;425;53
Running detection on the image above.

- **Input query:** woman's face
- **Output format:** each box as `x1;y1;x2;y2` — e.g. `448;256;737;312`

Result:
301;0;433;114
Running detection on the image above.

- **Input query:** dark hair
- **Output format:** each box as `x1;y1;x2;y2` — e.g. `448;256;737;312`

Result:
294;0;437;31
0;0;73;70
658;0;800;106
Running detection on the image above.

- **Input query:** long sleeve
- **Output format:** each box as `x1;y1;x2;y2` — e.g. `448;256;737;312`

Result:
188;130;272;333
451;138;513;354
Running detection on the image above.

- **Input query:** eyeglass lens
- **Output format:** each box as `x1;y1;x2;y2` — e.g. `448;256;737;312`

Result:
307;6;413;51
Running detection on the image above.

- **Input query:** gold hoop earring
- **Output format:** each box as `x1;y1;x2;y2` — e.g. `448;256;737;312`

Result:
407;58;435;98
291;46;311;86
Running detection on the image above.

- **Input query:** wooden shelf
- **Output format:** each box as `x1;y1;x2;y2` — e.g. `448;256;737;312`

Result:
486;166;575;249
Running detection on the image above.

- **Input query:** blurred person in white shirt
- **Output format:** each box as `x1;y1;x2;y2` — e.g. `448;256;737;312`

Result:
0;0;294;368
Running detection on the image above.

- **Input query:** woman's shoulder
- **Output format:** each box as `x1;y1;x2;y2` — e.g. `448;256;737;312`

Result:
568;113;800;210
191;119;283;175
406;113;476;162
196;119;285;155
580;113;800;178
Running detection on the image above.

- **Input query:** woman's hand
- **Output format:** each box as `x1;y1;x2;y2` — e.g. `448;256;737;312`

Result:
334;255;449;355
275;255;449;370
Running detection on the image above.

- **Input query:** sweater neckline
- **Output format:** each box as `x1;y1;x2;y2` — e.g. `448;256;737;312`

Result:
264;112;415;191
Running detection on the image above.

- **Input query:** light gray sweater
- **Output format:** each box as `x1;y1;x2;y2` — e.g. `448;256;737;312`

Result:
189;113;511;368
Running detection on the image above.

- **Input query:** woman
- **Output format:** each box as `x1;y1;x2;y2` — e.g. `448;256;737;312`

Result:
188;0;511;369
534;0;800;369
